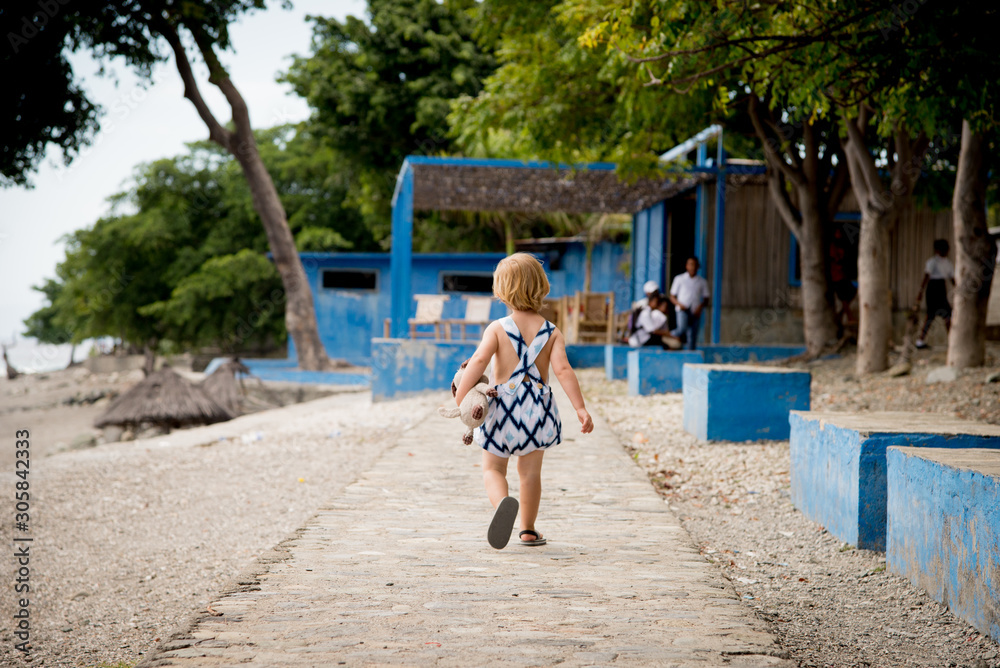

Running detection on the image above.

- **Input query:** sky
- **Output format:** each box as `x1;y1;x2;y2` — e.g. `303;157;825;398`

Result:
0;0;366;368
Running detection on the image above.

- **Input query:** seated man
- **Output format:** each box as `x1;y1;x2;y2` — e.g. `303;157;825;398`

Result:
627;292;682;349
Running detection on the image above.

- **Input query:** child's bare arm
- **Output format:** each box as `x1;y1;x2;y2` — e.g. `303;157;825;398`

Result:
549;329;594;433
454;322;499;406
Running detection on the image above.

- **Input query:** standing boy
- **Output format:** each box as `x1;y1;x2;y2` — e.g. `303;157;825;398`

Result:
669;256;710;350
915;239;955;349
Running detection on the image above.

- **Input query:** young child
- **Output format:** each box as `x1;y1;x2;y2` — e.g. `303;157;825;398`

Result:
915;239;955;349
454;253;594;550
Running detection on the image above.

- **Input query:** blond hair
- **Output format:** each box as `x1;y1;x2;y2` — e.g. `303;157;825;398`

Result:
493;253;550;312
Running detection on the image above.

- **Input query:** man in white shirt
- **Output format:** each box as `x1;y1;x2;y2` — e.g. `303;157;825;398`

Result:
669;256;710;350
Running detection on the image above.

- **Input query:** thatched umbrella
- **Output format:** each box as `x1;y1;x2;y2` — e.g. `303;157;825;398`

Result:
200;359;251;416
95;366;233;429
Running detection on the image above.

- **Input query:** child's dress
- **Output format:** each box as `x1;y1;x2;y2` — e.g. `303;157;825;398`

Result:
474;315;562;457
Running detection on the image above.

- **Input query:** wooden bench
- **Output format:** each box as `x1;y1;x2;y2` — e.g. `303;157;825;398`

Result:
682;364;810;442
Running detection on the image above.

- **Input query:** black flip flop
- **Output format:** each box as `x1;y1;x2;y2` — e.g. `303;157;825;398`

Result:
518;529;547;546
487;496;519;549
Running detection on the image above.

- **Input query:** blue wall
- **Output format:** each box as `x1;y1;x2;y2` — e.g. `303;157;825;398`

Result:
292;244;628;366
887;447;1000;642
370;338;608;401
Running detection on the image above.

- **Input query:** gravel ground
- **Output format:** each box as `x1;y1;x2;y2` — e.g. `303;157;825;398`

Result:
579;355;1000;668
0;378;437;667
5;349;1000;667
807;345;1000;423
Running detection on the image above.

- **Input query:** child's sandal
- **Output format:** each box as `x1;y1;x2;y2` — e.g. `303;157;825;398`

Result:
518;529;547;546
487;496;519;549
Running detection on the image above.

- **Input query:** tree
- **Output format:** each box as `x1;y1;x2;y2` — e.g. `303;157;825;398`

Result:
542;1;851;354
22;279;77;367
744;95;847;353
450;0;719;170
840;113;928;373
27;127;366;362
783;1;1000;369
282;0;497;246
949;121;993;367
572;0;1000;372
3;1;342;370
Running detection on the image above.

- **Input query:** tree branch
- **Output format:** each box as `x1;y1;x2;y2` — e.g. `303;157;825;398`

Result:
618;6;880;65
157;21;233;150
803;121;819;185
826;154;851;221
841;106;882;207
748;94;806;187
189;24;254;145
768;169;803;239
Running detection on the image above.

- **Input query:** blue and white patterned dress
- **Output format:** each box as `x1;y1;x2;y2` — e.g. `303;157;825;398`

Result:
474;316;562;457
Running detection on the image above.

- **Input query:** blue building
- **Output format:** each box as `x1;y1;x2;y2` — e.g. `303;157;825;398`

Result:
292;240;627;366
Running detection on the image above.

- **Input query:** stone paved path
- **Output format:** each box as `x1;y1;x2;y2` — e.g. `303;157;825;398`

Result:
140;388;792;667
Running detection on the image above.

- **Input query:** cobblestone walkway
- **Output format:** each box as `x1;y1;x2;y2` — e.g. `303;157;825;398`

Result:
140;389;792;667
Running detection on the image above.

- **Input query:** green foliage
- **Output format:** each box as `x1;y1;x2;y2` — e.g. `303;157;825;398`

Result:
22;279;74;345
1;0;272;187
27;127;367;353
139;250;284;352
282;0;497;242
449;0;726;176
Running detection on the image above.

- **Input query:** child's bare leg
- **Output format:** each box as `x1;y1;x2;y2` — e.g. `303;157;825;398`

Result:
482;451;510;508
516;450;545;536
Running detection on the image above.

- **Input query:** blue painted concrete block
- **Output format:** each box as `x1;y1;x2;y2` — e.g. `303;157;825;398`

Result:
887;447;1000;642
627;349;705;395
682;364;810;442
789;412;1000;551
566;344;606;369
370;339;478;402
699;344;806;364
604;345;630;380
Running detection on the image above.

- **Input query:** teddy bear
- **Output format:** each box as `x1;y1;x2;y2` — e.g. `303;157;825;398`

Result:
438;359;498;445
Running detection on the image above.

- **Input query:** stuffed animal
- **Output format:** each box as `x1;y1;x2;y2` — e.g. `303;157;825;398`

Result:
438;359;497;445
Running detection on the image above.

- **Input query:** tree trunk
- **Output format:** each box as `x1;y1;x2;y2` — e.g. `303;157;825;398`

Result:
797;196;840;356
842;111;928;375
947;120;993;368
143;343;156;377
584;239;593;293
748;95;841;357
855;210;893;374
67;342;77;368
2;345;20;380
234;150;339;371
161;22;342;372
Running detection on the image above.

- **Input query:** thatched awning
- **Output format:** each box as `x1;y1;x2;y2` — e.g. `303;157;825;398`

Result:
95;366;233;429
407;160;711;214
200;359;251;417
